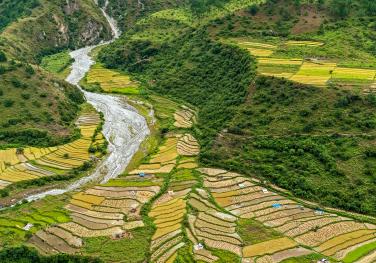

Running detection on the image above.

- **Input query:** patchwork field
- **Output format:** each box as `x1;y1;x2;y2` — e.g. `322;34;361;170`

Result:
129;132;200;175
3;99;374;262
29;175;161;254
198;167;376;263
84;63;139;94
9;128;376;262
230;39;376;90
173;106;196;128
0;108;105;189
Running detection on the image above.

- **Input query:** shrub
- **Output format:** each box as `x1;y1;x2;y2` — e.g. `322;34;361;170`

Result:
21;93;30;100
0;65;6;74
0;51;6;62
25;64;35;75
329;0;351;18
11;78;22;88
248;4;259;16
3;99;15;107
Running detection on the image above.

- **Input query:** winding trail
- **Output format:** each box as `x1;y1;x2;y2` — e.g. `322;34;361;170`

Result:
25;4;149;202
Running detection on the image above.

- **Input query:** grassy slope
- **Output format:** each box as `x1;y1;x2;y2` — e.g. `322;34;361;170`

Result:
103;0;189;30
0;59;84;147
0;0;40;32
40;51;73;79
83;227;153;263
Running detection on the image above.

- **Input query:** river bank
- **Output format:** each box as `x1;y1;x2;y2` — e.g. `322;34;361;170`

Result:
0;3;150;205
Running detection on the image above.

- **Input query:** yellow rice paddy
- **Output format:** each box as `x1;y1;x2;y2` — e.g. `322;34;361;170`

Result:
0;111;104;185
243;237;297;257
86;64;139;93
286;40;324;46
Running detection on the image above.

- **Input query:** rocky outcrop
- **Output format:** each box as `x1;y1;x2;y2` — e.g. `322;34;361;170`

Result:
1;0;112;61
64;0;80;15
79;20;105;46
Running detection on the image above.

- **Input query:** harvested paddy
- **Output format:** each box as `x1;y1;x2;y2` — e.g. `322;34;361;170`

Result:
199;167;376;262
0;110;105;188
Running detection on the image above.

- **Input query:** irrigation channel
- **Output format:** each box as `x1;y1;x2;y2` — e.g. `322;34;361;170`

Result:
25;3;150;202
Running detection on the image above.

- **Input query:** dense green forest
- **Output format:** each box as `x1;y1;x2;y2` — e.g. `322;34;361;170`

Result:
204;76;376;215
0;246;102;263
0;0;39;31
99;29;255;149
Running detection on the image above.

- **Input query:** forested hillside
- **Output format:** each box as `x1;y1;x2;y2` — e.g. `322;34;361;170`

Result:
99;29;255;147
99;0;376;216
0;0;39;31
0;0;111;147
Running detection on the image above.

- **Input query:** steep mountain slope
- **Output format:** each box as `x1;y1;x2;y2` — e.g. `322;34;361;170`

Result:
1;0;112;62
0;0;112;147
0;0;39;31
0;58;84;147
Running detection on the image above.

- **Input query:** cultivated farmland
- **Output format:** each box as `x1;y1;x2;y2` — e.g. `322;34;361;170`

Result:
173;106;196;128
84;63;139;94
198;167;376;262
0;108;105;188
229;38;376;91
29;176;160;254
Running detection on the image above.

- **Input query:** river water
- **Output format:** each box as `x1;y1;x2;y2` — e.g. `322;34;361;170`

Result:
25;4;149;202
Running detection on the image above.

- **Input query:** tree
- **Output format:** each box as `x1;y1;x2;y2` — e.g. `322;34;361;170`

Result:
0;51;7;62
329;0;351;18
248;4;259;16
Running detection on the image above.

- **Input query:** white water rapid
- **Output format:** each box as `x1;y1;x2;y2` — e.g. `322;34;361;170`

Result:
25;3;149;202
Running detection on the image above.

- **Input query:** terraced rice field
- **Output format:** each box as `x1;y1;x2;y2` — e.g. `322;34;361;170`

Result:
331;67;376;86
230;38;376;90
86;63;139;94
129;136;179;175
177;134;200;156
173;106;196;128
0;110;105;188
176;156;198;169
29;177;160;254
198;167;376;262
285;40;324;47
290;61;337;86
129;132;199;175
149;195;187;262
188;189;243;257
237;41;276;57
16;128;376;262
